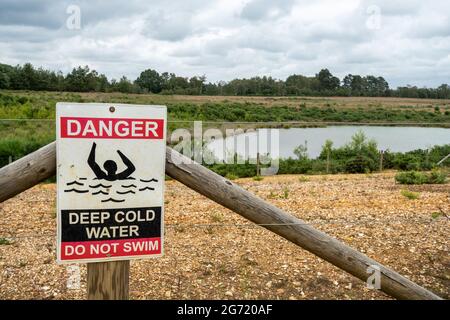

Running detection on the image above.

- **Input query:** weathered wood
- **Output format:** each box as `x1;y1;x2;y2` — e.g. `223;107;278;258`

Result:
87;261;129;300
379;150;384;172
0;142;442;300
0;142;56;202
437;153;450;166
256;152;260;177
164;147;441;300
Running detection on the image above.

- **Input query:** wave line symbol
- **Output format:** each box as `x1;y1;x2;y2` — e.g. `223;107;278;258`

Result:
64;188;89;193
101;198;125;203
117;190;135;195
89;183;112;189
66;180;84;186
121;184;137;188
92;190;108;195
139;186;155;191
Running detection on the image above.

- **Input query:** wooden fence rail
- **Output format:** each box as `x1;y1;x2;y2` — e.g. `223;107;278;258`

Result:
0;142;442;300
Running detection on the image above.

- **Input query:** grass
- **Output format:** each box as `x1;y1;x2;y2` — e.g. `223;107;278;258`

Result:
2;89;450;110
281;187;290;199
395;170;448;185
0;238;12;245
395;171;428;184
225;173;238;180
2;90;450;125
1;90;449;174
252;175;264;181
428;169;448;184
400;189;420;200
210;212;224;223
431;212;442;219
298;176;310;182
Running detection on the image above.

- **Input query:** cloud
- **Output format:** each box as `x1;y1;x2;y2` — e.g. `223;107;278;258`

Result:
0;0;65;29
0;0;449;87
240;0;295;21
143;10;194;42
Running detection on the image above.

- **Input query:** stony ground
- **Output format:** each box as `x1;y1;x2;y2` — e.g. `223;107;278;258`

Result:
0;172;448;300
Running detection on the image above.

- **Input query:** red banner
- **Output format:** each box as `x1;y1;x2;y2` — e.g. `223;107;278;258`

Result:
60;117;164;139
60;237;161;260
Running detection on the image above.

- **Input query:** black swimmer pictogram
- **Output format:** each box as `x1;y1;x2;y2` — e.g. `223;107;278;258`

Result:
64;142;159;202
88;142;136;181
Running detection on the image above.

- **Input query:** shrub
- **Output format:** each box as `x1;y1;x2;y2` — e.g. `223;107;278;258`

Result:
0;238;11;245
401;189;420;200
395;171;428;184
225;173;238;180
281;187;289;199
345;155;375;173
431;212;442;219
210;212;224;223
428;169;447;184
395;170;447;185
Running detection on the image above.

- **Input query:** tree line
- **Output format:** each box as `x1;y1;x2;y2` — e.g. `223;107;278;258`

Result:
1;62;449;99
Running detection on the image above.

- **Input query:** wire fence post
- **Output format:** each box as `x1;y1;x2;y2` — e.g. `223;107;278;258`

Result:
256;152;260;176
379;150;384;172
326;149;330;174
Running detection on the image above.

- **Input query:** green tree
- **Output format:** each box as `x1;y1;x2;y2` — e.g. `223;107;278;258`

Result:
294;141;308;159
316;69;340;92
19;63;38;89
0;71;10;89
116;76;133;93
343;74;366;96
65;66;100;92
95;74;109;92
189;75;206;95
322;139;333;173
135;69;162;93
286;74;312;95
436;84;450;99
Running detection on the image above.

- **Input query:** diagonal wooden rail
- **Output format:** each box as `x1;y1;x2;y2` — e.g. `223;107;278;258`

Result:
0;142;442;300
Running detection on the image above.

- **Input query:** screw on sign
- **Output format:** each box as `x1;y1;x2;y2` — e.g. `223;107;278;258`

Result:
56;103;167;299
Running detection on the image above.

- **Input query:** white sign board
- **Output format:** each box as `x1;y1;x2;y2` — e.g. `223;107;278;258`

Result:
56;103;166;263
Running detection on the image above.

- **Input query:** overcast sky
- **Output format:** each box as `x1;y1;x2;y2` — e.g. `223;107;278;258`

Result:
0;0;449;87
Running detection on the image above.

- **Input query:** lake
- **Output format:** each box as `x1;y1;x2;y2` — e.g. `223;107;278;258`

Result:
207;126;450;159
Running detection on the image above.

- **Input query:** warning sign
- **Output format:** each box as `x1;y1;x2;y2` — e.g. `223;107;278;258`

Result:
56;103;166;263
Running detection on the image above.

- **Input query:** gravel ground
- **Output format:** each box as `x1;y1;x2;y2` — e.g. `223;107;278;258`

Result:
0;172;448;300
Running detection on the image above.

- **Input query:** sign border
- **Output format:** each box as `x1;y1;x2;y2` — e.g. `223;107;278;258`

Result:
55;102;167;264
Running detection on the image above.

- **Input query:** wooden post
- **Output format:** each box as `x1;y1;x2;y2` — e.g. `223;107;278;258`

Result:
0;142;56;202
0;142;443;300
256;152;260;177
379;150;384;172
437;153;450;166
87;261;130;300
326;149;330;174
164;147;441;300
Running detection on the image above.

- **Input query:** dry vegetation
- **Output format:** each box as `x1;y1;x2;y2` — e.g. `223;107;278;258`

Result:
4;89;450;111
0;172;448;300
159;95;450;111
